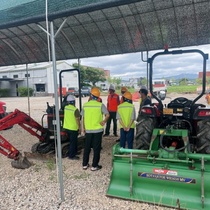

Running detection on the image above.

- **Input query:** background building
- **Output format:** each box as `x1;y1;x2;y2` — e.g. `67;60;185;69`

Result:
0;61;112;97
0;61;75;96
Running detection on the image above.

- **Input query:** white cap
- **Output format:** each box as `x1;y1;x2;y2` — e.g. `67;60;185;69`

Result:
109;84;115;91
66;94;75;102
140;85;147;90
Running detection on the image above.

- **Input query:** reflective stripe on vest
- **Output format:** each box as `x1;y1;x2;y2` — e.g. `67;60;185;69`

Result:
63;104;78;131
108;93;119;112
83;100;103;130
118;102;135;128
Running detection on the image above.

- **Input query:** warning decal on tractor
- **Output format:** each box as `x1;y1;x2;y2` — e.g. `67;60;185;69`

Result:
138;172;196;184
153;168;177;175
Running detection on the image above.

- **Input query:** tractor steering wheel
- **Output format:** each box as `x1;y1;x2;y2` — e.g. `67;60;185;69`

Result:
168;97;192;108
171;97;190;105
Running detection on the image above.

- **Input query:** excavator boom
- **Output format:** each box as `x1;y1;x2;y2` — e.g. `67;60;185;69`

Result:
0;109;51;169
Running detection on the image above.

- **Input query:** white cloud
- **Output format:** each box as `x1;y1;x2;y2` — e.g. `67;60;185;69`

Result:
68;44;210;80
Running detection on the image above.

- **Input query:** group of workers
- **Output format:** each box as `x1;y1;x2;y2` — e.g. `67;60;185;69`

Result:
63;84;151;171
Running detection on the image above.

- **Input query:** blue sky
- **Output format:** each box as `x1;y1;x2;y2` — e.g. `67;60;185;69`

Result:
69;44;210;80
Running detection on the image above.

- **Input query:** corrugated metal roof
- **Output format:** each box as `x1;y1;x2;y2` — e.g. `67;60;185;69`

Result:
0;0;210;66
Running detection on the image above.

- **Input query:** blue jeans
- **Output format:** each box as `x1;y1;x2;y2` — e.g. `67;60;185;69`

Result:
120;128;134;149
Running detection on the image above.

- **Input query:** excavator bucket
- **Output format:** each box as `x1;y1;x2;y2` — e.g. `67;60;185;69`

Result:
107;136;210;209
11;155;32;169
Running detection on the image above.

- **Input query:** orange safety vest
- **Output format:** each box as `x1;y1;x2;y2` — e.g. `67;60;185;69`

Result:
206;94;210;105
107;93;119;112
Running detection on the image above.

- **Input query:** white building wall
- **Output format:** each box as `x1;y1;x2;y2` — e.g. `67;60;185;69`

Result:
48;62;78;94
0;61;75;96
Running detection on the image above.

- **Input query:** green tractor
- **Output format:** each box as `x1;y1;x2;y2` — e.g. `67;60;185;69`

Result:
107;49;210;210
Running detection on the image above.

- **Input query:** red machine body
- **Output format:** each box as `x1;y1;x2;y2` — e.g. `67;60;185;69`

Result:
0;109;52;160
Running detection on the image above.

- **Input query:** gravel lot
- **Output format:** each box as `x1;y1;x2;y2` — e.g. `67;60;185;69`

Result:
0;93;207;210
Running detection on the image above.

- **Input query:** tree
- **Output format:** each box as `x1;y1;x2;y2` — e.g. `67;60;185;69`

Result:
107;77;122;89
179;78;188;85
85;67;106;86
196;78;202;85
107;76;113;84
141;77;147;86
113;77;122;86
72;63;87;86
72;64;106;86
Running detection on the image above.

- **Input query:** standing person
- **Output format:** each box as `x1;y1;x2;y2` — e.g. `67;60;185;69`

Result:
88;88;102;103
205;91;210;107
137;85;151;121
115;86;128;142
81;87;109;171
63;94;81;160
117;91;136;149
120;86;128;104
104;84;120;137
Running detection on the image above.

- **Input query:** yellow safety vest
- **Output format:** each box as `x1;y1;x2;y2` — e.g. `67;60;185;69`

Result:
118;102;135;128
83;100;103;130
63;104;78;131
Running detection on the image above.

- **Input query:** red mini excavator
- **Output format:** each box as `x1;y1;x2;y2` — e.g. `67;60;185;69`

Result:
0;108;63;169
0;68;85;169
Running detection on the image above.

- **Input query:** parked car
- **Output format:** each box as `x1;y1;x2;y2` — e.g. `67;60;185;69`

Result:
73;86;91;98
81;86;91;97
67;87;78;96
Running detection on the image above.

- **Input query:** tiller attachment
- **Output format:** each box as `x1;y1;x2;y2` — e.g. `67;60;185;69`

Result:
107;129;210;210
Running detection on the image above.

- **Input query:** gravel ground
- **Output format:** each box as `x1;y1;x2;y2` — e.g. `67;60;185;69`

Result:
0;94;207;210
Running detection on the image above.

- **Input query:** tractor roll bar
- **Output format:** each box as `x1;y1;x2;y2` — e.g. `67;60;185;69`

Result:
147;49;208;112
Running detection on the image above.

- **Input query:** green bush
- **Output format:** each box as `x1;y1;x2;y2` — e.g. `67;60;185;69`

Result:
0;89;10;97
167;85;197;93
17;87;34;97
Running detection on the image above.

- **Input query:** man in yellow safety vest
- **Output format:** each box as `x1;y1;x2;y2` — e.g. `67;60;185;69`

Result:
63;94;81;160
81;87;110;171
117;91;136;149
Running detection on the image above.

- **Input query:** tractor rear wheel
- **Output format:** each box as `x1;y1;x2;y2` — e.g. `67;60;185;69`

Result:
135;117;155;149
197;120;210;153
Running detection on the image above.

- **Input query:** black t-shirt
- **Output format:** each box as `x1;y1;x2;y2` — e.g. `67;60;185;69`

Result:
139;97;151;112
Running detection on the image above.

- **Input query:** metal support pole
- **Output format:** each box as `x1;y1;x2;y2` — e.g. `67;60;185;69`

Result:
50;21;64;201
26;64;30;116
140;51;149;89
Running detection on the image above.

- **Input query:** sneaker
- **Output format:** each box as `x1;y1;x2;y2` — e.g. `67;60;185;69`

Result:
69;156;80;160
83;164;89;170
103;134;109;137
115;139;120;142
91;165;102;171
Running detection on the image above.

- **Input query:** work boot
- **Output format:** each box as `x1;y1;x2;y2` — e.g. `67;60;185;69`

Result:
91;165;102;171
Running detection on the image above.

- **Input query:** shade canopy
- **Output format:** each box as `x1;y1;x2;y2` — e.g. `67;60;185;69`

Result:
0;0;210;66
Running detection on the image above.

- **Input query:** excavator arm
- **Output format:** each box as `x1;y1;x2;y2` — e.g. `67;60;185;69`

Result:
0;109;51;169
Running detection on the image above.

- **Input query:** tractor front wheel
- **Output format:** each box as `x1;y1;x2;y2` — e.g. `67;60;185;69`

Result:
135;117;155;149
